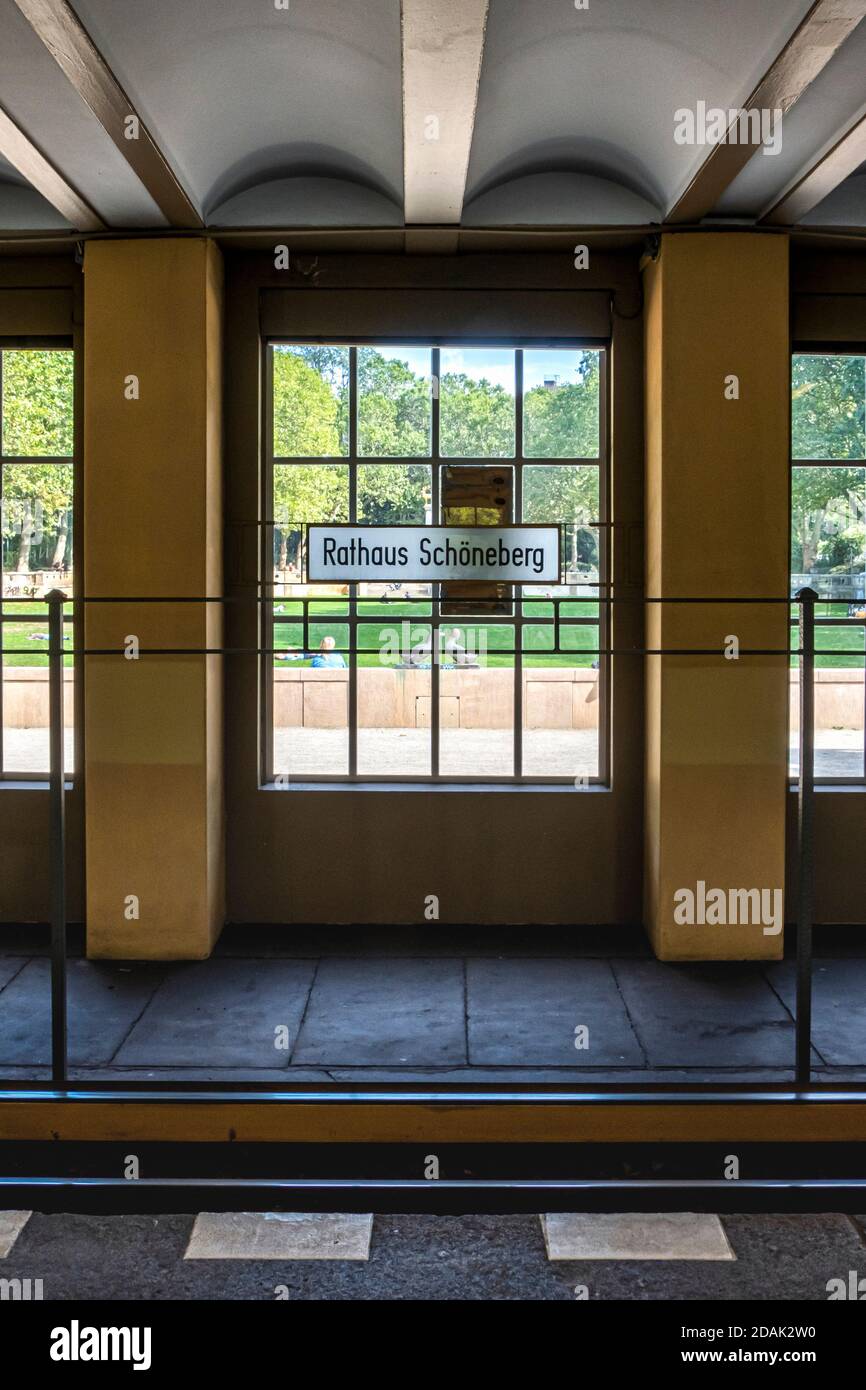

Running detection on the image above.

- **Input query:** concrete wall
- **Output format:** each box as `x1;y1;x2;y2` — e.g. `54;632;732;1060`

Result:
272;667;600;731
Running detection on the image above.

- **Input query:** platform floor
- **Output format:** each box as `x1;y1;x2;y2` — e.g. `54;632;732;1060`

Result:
1;926;865;1082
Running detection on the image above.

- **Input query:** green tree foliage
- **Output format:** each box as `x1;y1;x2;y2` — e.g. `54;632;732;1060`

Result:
792;354;865;460
358;349;429;457
440;373;514;457
792;466;865;573
1;351;74;573
523;352;600;459
791;356;865;576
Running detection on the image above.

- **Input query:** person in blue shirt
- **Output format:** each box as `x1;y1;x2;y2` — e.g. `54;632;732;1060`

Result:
281;635;346;668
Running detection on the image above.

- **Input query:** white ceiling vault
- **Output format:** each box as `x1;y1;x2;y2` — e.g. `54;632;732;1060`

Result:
0;0;864;241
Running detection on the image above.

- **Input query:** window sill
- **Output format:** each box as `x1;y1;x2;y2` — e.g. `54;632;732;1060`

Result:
261;781;610;794
0;779;75;791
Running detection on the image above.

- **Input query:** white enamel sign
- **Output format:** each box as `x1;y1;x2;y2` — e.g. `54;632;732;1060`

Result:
306;525;561;583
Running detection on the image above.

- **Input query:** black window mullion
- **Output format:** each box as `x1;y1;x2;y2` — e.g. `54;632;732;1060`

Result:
431;348;440;780
348;346;358;779
514;349;523;778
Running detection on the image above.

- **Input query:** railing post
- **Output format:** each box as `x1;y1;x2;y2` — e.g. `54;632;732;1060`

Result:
795;586;817;1087
47;589;67;1084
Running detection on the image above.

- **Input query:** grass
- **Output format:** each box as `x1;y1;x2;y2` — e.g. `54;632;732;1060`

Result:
1;605;74;667
272;597;603;668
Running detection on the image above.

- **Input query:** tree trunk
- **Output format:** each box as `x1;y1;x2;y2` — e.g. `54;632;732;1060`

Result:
52;512;69;568
16;499;34;572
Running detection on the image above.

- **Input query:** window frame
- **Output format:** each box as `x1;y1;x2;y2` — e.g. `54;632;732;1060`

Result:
0;338;76;782
261;337;610;786
790;345;866;787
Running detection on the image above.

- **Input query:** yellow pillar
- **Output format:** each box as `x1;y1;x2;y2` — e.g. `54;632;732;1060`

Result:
643;233;789;961
83;240;224;959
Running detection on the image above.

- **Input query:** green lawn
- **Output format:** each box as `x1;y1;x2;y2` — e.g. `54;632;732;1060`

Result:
272;597;602;667
1;605;74;667
790;602;866;668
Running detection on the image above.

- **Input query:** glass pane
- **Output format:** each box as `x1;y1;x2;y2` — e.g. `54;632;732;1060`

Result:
439;348;515;458
272;463;349;588
1;462;74;593
1;463;74;774
358;347;432;457
789;614;865;779
522;462;599;582
2;617;73;774
273;616;350;778
792;354;866;460
272;345;349;457
358;463;431;524
523;349;600;458
791;466;866;601
357;620;431;775
439;625;514;776
1;349;74;457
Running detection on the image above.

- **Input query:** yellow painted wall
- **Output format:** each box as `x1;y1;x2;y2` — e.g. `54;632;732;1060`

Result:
83;239;224;959
643;233;790;960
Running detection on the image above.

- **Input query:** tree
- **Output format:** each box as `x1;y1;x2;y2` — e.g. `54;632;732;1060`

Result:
792;466;865;573
523;352;600;459
440;373;514;457
1;351;74;574
523;465;599;571
792;355;865;460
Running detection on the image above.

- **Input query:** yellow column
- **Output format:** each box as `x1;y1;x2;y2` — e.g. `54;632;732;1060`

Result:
643;233;789;961
83;240;224;959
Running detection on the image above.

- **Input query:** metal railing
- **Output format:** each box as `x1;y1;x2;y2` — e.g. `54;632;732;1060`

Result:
1;584;863;1089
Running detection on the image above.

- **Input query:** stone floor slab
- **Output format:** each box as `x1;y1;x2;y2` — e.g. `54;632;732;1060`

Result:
114;959;315;1068
467;958;644;1066
0;958;164;1066
613;960;801;1067
767;959;866;1066
184;1212;372;1261
542;1212;735;1261
293;957;466;1065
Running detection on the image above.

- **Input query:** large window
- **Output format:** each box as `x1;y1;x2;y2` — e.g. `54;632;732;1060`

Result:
0;348;75;777
791;352;866;783
265;343;607;783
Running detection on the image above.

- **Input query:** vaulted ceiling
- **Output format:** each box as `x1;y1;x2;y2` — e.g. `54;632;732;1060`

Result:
0;0;865;243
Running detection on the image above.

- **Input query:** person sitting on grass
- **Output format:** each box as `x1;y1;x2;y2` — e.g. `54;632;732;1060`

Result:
279;635;346;668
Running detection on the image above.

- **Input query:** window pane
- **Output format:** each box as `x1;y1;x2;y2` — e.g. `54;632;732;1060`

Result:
1;462;74;595
272;345;349;457
523;349;600;458
440;349;515;458
358;463;431;523
792;354;866;460
358;347;432;457
522;462;599;580
273;616;350;778
1;349;73;457
358;620;431;775
2;618;73;774
791;466;866;602
521;463;600;776
790;622;865;780
439;624;514;776
273;463;349;587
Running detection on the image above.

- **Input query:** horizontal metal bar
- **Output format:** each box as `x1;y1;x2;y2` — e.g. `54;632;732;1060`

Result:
4;593;861;606
40;645;855;657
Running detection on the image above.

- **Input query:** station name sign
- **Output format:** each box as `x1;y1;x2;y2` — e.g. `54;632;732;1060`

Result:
307;525;561;583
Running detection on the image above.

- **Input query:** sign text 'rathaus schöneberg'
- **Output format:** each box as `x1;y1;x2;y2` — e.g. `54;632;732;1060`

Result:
306;525;561;583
